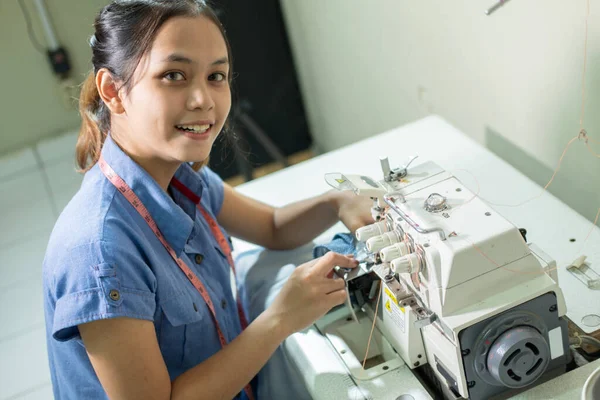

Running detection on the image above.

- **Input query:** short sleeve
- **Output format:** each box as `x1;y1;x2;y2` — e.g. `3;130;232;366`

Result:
201;167;225;215
51;239;157;341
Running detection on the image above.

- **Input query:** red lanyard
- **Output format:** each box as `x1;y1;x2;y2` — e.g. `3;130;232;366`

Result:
170;176;249;331
99;155;253;400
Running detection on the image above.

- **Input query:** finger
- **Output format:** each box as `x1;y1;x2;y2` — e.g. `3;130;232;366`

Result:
327;255;357;279
328;267;351;280
314;252;358;276
321;277;346;294
322;255;353;279
326;288;348;308
297;258;319;272
327;254;355;279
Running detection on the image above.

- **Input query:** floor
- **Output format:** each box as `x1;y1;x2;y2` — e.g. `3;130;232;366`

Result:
0;130;313;399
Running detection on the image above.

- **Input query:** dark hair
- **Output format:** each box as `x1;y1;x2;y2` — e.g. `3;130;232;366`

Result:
76;0;233;172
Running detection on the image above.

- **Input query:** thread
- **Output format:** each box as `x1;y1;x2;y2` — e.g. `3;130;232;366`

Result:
362;282;382;370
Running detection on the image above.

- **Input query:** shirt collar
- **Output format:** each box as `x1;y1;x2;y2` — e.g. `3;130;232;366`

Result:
101;135;205;256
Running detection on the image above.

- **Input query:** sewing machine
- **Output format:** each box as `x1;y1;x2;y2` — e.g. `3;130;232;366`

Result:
311;156;571;400
232;116;600;400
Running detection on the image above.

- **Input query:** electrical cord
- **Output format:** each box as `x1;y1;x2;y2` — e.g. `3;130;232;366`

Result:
18;0;47;54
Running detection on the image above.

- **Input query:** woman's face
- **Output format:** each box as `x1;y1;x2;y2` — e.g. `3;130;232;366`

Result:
114;15;231;169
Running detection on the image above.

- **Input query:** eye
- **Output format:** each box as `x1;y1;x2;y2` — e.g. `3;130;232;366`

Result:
208;72;227;82
163;71;185;81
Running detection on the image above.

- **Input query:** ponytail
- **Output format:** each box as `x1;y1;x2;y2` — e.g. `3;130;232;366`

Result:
76;72;108;173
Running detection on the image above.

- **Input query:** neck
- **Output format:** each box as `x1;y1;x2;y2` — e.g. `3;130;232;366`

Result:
135;157;180;192
111;134;180;192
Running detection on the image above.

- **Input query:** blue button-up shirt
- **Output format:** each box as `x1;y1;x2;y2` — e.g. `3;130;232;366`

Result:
43;136;250;399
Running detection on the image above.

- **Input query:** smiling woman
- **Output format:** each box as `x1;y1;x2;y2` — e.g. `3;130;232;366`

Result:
42;1;373;400
76;1;234;182
95;16;232;190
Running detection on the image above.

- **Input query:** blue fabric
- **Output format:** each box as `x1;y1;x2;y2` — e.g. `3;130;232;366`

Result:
43;135;252;399
312;232;358;258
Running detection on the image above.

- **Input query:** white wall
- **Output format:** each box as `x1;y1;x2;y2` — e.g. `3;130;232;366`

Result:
0;0;109;155
280;0;600;222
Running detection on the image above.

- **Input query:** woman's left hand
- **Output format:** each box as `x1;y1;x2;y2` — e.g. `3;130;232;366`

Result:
333;191;375;234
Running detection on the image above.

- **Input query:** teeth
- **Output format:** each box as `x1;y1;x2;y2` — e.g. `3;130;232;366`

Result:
176;124;210;133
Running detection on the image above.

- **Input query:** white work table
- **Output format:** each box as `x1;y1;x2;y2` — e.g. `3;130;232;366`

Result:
231;116;600;399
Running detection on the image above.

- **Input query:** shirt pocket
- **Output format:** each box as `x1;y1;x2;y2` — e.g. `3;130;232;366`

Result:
214;245;238;280
213;244;229;263
159;293;212;372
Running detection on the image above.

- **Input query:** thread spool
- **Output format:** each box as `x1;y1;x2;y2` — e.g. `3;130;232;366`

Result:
380;242;409;262
366;231;401;253
356;220;388;242
390;253;420;274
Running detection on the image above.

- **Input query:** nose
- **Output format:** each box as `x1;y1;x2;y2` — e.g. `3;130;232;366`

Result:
187;82;214;111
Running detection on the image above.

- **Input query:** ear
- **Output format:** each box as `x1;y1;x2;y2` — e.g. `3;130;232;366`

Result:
96;68;125;114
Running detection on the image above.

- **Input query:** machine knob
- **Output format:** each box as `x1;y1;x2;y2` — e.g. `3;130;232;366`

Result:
366;231;401;253
380;242;409;262
356;220;388;242
390;253;419;274
424;193;448;213
486;326;550;388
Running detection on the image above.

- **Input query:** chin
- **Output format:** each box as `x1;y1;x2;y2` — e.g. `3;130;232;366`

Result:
172;143;211;161
179;151;210;166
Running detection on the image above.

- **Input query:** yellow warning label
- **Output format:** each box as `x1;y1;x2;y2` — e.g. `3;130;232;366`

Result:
383;285;406;333
335;178;346;184
384;286;405;313
384;287;396;304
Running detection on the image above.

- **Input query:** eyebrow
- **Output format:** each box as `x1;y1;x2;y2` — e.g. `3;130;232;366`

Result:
211;57;229;66
162;54;229;66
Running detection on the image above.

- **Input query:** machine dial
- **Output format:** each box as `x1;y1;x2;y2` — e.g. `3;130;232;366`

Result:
424;193;448;213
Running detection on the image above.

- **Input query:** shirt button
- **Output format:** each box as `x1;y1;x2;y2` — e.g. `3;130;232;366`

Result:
221;299;227;309
109;289;120;301
195;254;204;264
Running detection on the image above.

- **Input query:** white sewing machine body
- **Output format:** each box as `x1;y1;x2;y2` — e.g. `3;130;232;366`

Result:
315;158;570;399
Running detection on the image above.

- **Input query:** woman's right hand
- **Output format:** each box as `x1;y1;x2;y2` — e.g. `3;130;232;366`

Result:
266;252;359;336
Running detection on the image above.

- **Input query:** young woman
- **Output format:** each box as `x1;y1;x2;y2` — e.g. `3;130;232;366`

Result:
42;1;373;399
